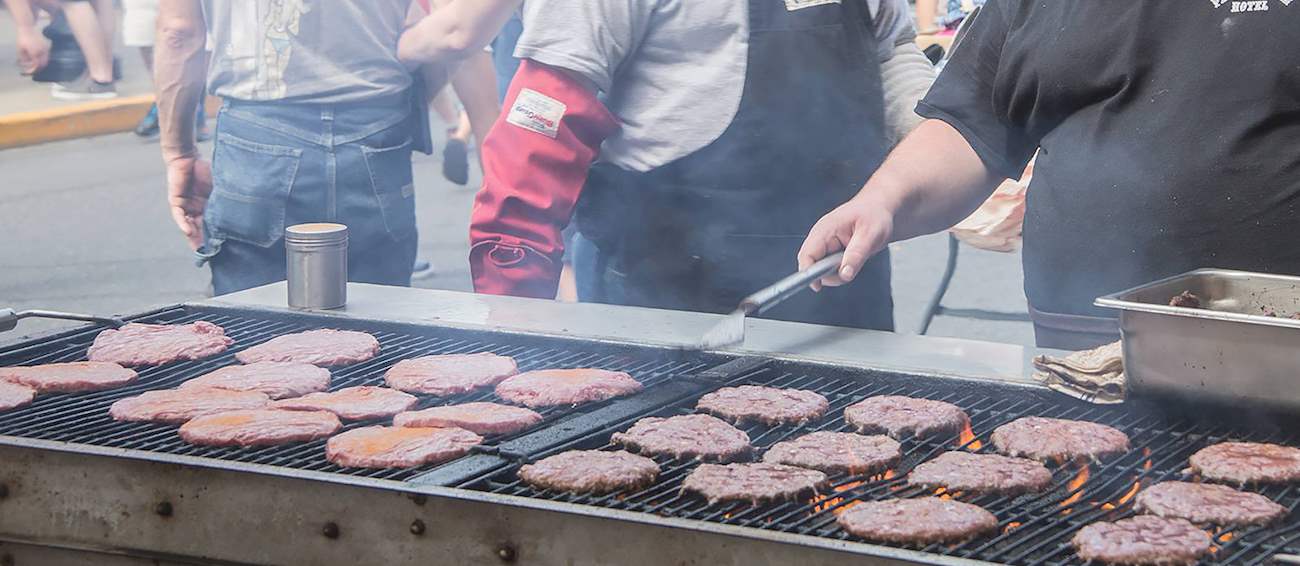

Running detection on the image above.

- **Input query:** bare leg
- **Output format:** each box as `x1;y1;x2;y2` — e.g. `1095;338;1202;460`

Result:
431;87;459;128
915;0;941;33
61;2;113;82
450;50;502;164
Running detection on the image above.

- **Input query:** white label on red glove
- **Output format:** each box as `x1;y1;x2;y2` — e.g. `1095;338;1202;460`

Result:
507;88;567;139
784;0;839;11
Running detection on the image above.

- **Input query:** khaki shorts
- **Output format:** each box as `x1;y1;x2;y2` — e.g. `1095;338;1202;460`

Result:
121;0;159;48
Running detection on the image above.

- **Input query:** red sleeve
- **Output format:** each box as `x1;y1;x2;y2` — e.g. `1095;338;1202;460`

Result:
416;0;431;13
468;60;619;299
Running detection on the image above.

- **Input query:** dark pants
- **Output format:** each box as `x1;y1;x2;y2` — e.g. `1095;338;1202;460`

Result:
490;14;523;103
198;95;418;296
1029;305;1120;350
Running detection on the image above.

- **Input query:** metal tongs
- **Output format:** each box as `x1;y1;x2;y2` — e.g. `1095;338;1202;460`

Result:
698;252;845;350
0;308;126;333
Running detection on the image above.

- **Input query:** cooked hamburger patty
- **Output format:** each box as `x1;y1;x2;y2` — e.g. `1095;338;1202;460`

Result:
0;361;137;393
908;451;1054;495
325;426;482;468
179;362;330;400
88;322;233;366
612;414;751;461
991;417;1130;462
843;395;970;439
519;450;659;493
837;497;998;544
696;385;829;425
494;368;643;408
393;402;543;436
762;431;900;475
384;353;518;396
0;381;36;411
1169;291;1203;309
1189;442;1300;485
109;389;271;423
1135;481;1286;526
271;386;417;421
178;409;341;447
1071;515;1211;566
683;462;828;504
235;329;379;366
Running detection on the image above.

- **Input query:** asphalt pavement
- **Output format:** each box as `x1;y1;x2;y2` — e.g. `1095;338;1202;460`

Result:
0;129;1034;348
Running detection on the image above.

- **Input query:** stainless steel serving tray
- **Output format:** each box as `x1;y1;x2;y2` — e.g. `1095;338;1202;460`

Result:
1096;268;1300;410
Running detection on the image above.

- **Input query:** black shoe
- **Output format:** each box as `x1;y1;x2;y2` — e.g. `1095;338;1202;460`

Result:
134;105;159;138
442;138;469;186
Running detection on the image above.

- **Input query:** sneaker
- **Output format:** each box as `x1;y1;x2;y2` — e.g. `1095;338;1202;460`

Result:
134;104;160;138
412;259;435;280
441;137;469;186
51;76;117;101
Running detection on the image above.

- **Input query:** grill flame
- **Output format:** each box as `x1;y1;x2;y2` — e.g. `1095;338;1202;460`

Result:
1059;467;1091;513
811;481;864;515
959;422;982;451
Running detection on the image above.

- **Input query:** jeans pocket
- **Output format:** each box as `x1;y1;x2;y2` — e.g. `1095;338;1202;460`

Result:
361;137;416;242
207;132;303;248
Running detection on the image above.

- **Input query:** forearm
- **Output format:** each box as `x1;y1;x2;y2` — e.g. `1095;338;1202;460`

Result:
880;42;937;145
155;0;208;162
861;119;1004;242
401;0;521;63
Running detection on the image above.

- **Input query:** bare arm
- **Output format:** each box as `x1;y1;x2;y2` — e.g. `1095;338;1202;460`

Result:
797;119;1004;286
156;0;212;250
398;0;521;64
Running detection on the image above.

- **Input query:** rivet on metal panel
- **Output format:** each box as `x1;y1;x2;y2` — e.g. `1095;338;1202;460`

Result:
409;494;428;506
410;519;426;535
322;522;341;539
154;501;173;517
496;544;517;562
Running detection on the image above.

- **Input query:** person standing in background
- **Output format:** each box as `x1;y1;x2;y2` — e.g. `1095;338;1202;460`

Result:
122;0;207;139
5;0;117;98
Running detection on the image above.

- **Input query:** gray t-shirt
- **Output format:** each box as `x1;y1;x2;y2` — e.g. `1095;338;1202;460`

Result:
515;0;916;172
204;0;413;103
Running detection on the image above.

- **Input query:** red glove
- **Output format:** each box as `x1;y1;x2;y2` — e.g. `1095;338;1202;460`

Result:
469;60;618;299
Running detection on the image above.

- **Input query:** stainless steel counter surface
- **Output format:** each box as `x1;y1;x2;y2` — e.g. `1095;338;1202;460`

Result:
210;282;1037;386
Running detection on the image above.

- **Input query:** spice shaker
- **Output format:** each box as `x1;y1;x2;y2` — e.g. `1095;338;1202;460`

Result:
284;223;348;309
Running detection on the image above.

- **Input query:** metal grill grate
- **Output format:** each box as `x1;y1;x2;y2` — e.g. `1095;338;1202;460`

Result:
0;306;722;482
469;362;1300;565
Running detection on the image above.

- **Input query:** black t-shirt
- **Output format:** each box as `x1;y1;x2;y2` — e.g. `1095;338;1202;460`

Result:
919;0;1300;317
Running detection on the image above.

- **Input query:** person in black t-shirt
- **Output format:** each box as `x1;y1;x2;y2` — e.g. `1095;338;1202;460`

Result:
797;0;1300;349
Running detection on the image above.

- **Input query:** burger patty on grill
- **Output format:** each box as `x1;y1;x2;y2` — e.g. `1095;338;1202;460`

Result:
836;497;998;544
612;414;751;461
0;381;36;412
696;385;829;425
1071;515;1211;566
393;402;543;436
1135;481;1286;526
271;386;417;421
326;425;482;469
494;368;642;408
235;329;379;367
990;416;1130;463
843;395;970;439
179;362;330;400
178;409;341;447
1189;442;1300;485
519;450;660;493
762;431;900;475
109;389;271;424
88;322;233;366
384;353;518;396
908;451;1054;495
0;361;137;393
683;462;829;505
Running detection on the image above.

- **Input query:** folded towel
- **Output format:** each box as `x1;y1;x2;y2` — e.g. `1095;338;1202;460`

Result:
1032;341;1125;404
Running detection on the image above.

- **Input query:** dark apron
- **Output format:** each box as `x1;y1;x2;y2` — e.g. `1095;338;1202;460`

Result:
575;0;894;331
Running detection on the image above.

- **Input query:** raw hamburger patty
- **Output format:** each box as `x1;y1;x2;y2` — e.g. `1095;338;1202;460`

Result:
1071;515;1211;566
179;409;341;447
1188;442;1300;485
88;322;233;366
837;497;998;544
109;389;270;424
991;417;1130;462
696;385;829;425
612;414;751;461
0;361;137;393
271;386;418;421
683;463;829;504
393;402;543;436
384;353;518;395
1135;481;1286;526
762;431;900;475
179;362;330;399
495;368;643;408
0;381;36;411
326;426;482;468
519;450;659;493
843;395;970;439
235;329;379;366
908;451;1054;495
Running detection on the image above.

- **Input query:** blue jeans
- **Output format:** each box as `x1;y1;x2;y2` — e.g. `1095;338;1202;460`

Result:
198;94;418;295
490;14;523;102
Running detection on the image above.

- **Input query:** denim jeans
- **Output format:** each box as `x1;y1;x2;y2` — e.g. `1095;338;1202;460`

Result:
490;13;523;102
198;94;418;295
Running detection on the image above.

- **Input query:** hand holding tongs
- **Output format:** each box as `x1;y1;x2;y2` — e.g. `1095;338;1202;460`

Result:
0;308;126;333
